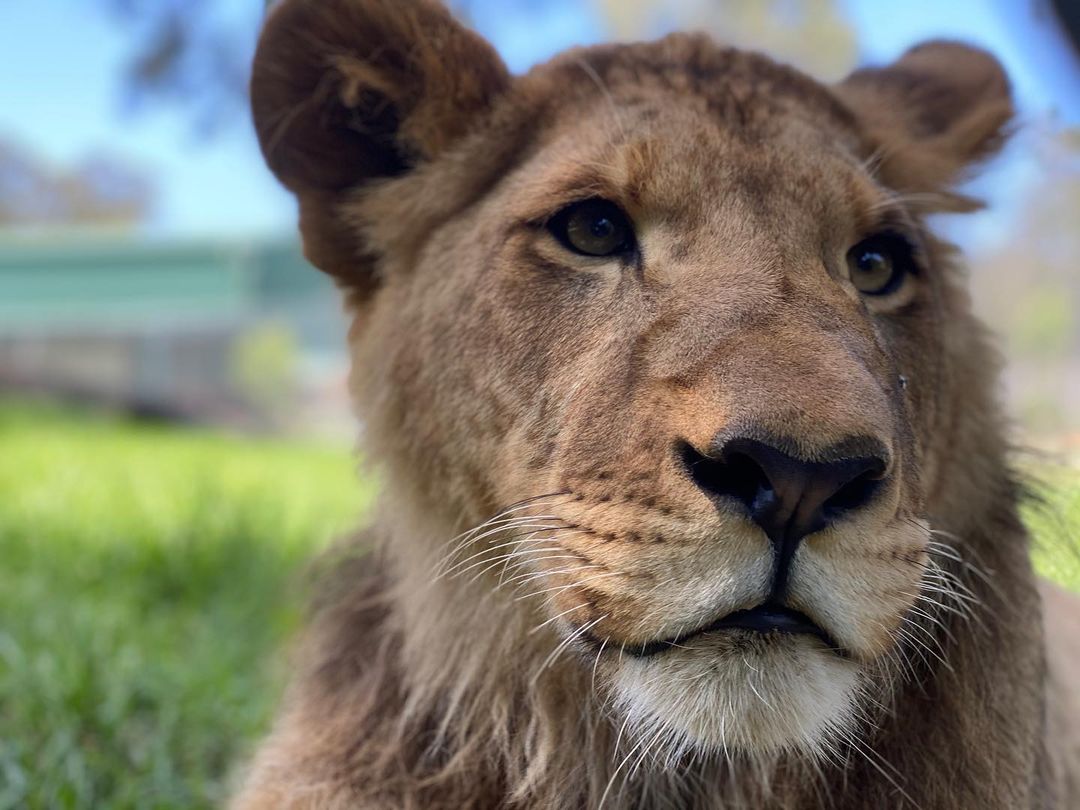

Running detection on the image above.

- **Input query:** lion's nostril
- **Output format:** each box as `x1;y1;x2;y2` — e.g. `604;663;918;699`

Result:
680;444;772;510
822;467;884;516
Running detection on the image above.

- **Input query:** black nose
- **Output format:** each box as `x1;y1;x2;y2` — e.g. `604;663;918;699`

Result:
681;436;888;594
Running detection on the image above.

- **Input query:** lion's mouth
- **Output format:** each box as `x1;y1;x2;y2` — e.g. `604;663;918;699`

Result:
618;602;846;658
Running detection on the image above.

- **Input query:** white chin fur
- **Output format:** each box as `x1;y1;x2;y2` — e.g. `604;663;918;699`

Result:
611;634;862;764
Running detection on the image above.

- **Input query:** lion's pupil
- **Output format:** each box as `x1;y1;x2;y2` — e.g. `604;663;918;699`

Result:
845;232;915;296
592;218;613;238
852;249;896;292
858;251;886;275
567;208;623;254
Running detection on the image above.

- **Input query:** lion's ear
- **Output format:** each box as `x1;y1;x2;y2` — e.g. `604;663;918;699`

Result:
835;41;1013;202
251;0;509;288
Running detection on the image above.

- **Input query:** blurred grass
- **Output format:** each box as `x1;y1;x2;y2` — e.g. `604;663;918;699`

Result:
1027;465;1080;589
0;400;369;809
0;400;1076;809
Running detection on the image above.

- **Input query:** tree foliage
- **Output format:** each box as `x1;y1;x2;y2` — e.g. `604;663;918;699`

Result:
0;139;153;227
103;0;259;135
595;0;856;79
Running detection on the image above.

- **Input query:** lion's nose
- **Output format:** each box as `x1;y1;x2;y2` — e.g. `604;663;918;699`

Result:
681;436;888;594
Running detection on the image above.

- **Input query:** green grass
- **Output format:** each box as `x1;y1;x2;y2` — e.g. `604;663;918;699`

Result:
0;401;1076;809
1027;465;1080;588
0;401;370;809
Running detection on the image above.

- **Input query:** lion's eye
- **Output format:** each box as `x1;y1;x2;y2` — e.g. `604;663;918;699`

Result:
845;233;915;296
549;199;635;257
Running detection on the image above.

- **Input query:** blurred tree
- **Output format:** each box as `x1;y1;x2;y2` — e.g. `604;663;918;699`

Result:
228;321;300;428
972;125;1080;434
101;0;259;135
100;0;855;134
0;139;153;227
976;126;1080;345
593;0;856;80
1051;0;1080;58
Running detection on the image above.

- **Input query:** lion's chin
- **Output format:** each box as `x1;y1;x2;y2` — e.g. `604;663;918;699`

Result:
610;633;862;762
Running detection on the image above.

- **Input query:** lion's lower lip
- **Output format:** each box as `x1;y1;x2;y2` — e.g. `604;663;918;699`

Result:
714;604;824;636
619;602;845;658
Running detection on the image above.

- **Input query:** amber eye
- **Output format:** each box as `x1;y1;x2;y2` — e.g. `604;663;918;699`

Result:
845;232;915;296
548;199;635;257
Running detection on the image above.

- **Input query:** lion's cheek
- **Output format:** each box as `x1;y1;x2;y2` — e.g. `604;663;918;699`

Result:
788;520;929;660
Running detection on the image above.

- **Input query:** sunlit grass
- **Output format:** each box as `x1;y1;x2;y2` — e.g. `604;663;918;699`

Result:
1027;465;1080;588
0;400;1076;808
0;401;369;809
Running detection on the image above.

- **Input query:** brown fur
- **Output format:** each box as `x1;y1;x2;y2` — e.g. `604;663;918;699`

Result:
234;2;1080;807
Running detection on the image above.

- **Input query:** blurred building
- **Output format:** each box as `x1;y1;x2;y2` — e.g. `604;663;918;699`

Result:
0;238;349;430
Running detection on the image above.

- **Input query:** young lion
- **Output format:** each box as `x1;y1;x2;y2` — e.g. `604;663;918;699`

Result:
235;1;1080;807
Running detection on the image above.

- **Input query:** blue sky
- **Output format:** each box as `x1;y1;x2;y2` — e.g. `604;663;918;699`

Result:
1;0;1077;242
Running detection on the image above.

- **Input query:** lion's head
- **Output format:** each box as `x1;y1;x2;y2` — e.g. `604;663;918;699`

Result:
252;0;1013;767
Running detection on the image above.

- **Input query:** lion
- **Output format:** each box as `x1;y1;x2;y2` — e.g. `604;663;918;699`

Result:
232;1;1080;807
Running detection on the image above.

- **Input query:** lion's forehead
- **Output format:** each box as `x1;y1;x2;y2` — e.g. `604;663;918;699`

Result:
511;58;878;254
530;33;859;136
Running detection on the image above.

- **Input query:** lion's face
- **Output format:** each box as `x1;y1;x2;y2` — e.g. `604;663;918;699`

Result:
362;57;935;757
253;1;1011;762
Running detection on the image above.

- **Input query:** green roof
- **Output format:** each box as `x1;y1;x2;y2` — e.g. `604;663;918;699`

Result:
0;238;330;335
